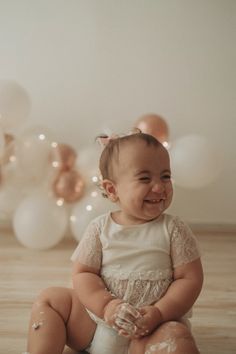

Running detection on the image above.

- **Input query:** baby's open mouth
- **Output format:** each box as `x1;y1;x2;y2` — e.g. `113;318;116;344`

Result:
144;199;164;204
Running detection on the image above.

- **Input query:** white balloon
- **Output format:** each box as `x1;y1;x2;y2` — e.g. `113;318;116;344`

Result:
1;148;44;195
70;189;116;241
170;135;222;189
15;133;59;186
0;80;31;132
76;145;101;183
0;184;25;223
13;194;68;249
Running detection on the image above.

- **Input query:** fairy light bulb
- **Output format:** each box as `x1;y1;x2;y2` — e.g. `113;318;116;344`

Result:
51;142;58;148
92;175;99;183
70;215;76;222
91;191;98;197
56;198;64;206
39;134;46;141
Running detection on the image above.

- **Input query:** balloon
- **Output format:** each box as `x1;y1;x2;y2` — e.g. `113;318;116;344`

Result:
13;193;68;249
15;132;60;187
0;182;25;222
0;133;15;164
53;170;85;203
4;132;14;145
170;135;222;189
70;189;116;241
56;143;77;171
76;145;101;183
135;114;169;144
0;138;41;195
0;80;31;132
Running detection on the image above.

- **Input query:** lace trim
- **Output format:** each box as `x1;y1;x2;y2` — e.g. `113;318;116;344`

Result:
101;268;172;281
102;276;172;307
168;216;200;268
71;220;102;269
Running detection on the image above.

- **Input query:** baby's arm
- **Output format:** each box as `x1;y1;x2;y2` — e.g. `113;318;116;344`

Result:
154;257;203;321
72;261;118;319
136;258;203;334
72;262;141;333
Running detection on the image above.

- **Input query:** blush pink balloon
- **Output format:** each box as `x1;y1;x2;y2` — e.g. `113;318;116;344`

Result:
56;143;77;171
2;133;15;164
135;114;169;143
53;170;85;203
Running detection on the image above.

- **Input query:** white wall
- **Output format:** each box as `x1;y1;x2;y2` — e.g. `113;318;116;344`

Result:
0;0;235;225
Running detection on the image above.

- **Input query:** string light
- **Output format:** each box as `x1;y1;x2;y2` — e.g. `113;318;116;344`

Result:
39;134;46;141
56;198;64;206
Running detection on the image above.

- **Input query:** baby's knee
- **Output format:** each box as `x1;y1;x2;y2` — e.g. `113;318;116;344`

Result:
158;321;193;340
32;286;73;322
143;322;198;354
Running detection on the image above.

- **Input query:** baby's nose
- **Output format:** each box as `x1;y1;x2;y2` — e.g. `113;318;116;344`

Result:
151;181;164;192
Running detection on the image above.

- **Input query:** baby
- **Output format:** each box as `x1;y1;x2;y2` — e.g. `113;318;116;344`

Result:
25;131;203;354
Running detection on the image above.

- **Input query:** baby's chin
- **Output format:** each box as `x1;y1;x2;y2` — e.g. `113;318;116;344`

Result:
141;212;163;223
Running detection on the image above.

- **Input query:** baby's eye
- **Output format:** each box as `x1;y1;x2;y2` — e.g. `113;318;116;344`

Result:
162;174;171;181
139;176;151;182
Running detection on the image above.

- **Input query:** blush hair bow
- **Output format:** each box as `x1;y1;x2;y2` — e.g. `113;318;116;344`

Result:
97;134;119;147
97;128;141;147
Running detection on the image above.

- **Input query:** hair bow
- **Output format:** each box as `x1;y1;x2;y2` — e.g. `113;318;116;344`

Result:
97;134;119;147
97;128;141;147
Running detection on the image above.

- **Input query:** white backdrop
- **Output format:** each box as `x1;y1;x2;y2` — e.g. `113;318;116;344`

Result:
0;0;235;225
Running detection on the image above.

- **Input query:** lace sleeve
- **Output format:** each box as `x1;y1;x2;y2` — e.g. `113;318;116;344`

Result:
70;220;102;270
168;216;200;268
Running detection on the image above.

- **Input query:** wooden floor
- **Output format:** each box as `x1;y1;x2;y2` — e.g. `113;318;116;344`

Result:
0;228;236;354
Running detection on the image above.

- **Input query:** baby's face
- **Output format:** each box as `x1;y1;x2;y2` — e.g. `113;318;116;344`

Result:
112;140;173;225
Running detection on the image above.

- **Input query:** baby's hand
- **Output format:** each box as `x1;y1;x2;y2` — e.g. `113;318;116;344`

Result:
104;300;142;337
103;298;123;325
134;305;163;336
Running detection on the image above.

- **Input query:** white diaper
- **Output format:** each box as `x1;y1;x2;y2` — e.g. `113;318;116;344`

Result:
88;322;130;354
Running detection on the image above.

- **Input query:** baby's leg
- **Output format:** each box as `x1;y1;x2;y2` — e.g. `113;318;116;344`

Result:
129;321;199;354
27;287;96;354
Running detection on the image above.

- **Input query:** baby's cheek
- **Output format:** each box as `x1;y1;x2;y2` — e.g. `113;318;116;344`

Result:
166;183;173;198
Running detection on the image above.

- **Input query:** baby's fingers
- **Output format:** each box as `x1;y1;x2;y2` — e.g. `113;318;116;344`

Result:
118;328;147;339
135;316;148;329
117;303;142;322
118;328;135;338
115;317;137;334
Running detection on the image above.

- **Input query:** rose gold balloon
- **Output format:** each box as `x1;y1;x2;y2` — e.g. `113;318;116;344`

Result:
57;143;77;171
4;133;14;145
135;114;169;143
53;170;85;203
1;133;15;164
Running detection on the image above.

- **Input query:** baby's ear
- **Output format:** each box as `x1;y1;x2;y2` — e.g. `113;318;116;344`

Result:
101;179;118;202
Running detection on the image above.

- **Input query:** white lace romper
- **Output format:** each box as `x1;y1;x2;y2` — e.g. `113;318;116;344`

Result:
71;212;200;324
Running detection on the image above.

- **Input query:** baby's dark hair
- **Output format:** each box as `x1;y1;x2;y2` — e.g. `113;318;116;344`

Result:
98;132;162;180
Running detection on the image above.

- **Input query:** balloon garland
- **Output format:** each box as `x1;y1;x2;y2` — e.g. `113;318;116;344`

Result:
0;81;222;249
